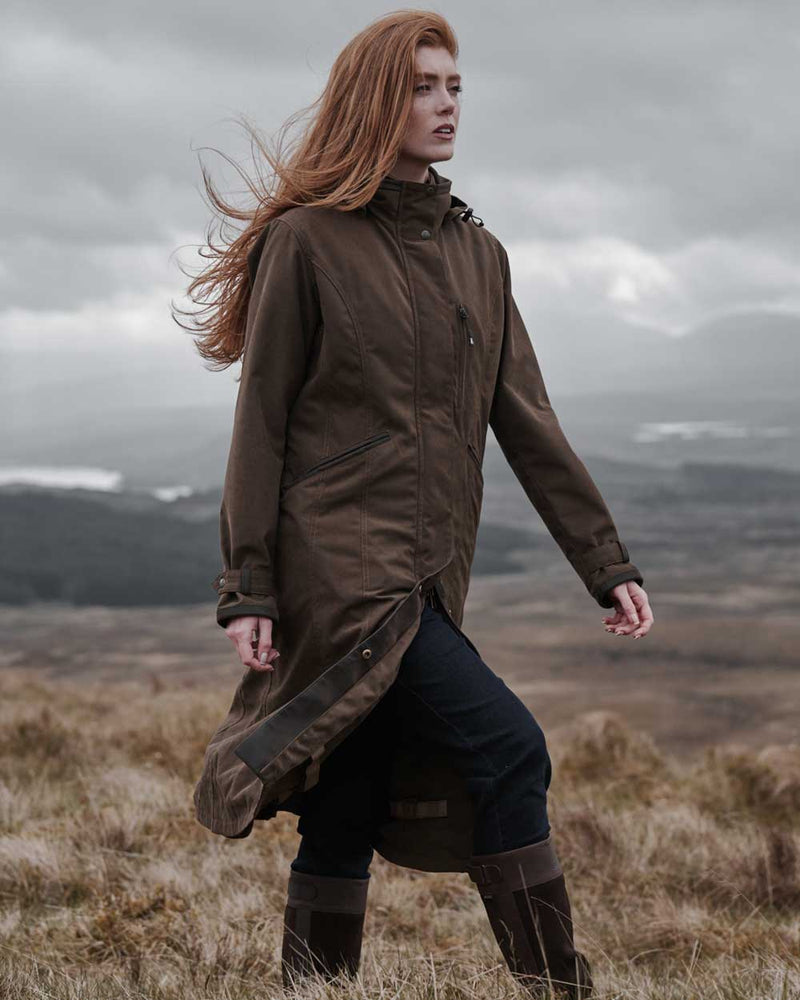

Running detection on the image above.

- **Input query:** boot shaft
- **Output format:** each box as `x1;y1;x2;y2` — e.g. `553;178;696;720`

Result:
467;834;593;999
281;867;370;988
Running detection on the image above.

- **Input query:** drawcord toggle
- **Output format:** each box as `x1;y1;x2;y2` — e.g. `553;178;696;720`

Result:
459;206;484;227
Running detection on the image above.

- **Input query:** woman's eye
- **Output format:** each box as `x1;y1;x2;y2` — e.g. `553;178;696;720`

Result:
415;84;463;94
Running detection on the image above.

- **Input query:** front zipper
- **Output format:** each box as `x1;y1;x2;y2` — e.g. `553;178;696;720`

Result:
455;302;475;418
282;431;391;492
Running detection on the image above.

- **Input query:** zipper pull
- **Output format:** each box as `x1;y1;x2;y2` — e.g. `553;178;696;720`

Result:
457;304;475;345
464;307;474;345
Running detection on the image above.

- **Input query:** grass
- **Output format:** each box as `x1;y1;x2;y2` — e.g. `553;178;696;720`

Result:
0;667;798;999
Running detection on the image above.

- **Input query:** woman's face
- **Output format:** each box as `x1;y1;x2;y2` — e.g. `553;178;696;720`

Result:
392;44;462;182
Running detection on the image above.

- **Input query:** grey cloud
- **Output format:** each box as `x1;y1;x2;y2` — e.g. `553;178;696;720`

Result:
1;0;799;331
453;4;798;246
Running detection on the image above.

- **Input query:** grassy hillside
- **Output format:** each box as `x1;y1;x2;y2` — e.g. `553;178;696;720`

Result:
0;667;797;998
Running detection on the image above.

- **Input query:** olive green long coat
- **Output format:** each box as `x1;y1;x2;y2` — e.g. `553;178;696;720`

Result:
193;165;643;872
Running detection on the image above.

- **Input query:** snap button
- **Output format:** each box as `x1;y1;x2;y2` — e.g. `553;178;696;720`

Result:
361;648;372;659
426;185;434;194
218;576;225;586
420;229;431;239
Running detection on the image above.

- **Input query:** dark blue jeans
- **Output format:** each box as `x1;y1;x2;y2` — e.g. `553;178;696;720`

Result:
290;592;552;879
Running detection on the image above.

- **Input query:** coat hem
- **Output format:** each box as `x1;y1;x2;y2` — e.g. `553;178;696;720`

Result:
194;573;446;840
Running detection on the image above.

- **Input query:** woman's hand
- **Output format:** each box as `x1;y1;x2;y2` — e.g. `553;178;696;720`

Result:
601;580;653;639
224;615;281;671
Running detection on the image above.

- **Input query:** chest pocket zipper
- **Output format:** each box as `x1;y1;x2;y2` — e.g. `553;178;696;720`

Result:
455;303;475;417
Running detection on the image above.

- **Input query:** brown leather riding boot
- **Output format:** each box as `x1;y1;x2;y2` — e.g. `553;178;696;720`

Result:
466;834;593;999
280;868;370;988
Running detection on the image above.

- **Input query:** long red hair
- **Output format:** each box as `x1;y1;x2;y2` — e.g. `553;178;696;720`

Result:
173;9;458;369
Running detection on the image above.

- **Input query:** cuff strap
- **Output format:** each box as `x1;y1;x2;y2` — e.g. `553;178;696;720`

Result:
212;567;274;595
574;539;630;578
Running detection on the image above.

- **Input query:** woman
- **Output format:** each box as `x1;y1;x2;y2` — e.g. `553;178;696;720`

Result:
179;10;653;998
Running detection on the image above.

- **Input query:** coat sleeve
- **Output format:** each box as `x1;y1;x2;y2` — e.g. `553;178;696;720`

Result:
488;243;644;609
211;218;320;629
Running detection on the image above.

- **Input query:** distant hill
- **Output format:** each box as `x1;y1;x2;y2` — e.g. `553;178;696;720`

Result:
533;309;800;402
1;308;798;491
0;484;535;608
2;454;799;609
0;487;221;607
626;310;800;400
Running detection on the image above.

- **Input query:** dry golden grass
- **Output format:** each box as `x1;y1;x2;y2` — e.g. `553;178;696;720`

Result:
0;667;798;999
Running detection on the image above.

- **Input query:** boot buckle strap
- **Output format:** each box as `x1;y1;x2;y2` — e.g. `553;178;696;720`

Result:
466;862;503;886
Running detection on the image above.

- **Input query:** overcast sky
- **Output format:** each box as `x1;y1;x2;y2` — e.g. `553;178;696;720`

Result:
2;0;799;384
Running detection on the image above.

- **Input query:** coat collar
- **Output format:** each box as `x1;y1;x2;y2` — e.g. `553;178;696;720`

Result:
364;164;482;239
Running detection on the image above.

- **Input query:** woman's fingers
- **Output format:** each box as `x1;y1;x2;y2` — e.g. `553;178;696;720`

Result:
256;619;280;671
603;582;655;639
235;633;261;669
605;583;639;636
631;592;655;639
225;615;280;670
602;609;623;630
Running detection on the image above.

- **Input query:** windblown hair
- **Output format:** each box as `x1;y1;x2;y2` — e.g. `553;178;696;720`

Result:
173;9;458;369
